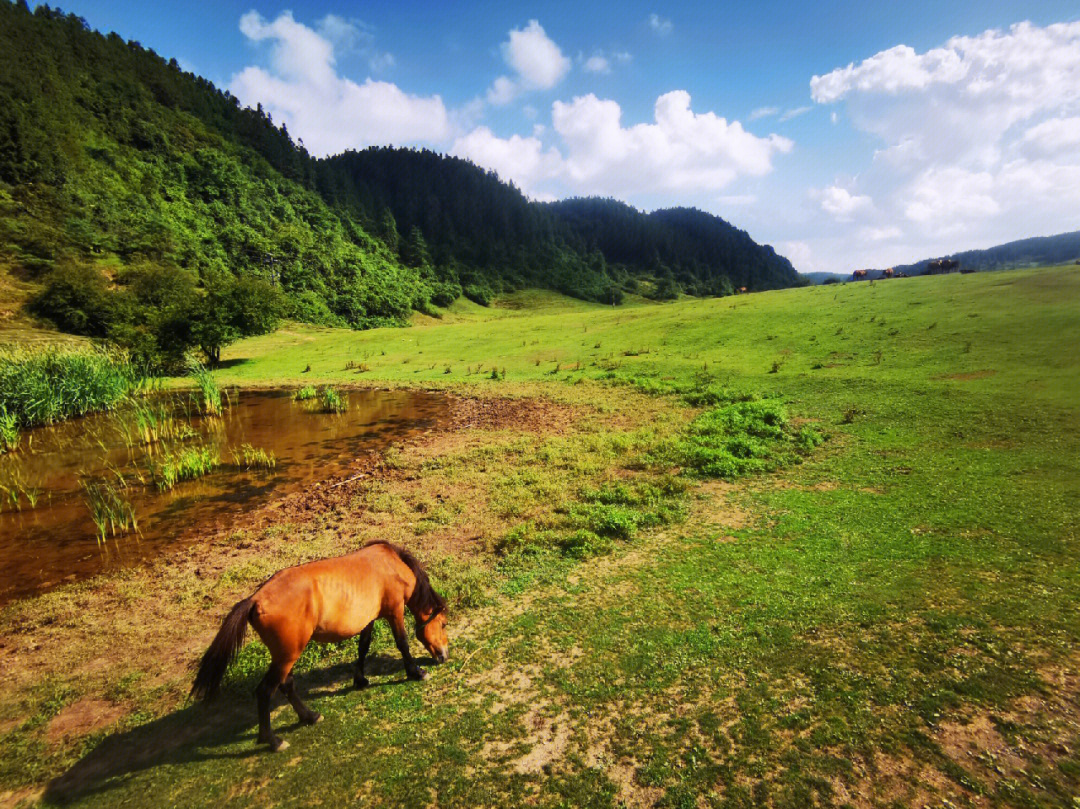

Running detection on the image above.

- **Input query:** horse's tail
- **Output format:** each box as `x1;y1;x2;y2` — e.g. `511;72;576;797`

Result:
190;597;255;701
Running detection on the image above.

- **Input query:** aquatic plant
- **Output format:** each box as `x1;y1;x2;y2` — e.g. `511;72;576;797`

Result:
80;479;138;543
189;361;222;416
0;465;41;512
231;443;276;470
319;386;347;414
0;406;18;453
0;346;141;428
146;444;220;491
292;385;317;401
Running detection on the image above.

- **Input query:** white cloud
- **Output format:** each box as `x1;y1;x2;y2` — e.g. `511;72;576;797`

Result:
486;75;518;105
454;90;791;198
779;106;812;122
315;14;394;73
230;11;449;155
584;55;611;74
818;185;873;220
1021;117;1080;156
451;127;564;191
780;241;814;273
806;20;1080;262
749;106;779;121
648;13;673;36
860;225;903;241
486;20;571;106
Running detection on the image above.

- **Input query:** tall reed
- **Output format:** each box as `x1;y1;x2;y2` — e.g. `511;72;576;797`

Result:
0;345;141;428
80;479;138;543
189;361;222;416
0;406;18;453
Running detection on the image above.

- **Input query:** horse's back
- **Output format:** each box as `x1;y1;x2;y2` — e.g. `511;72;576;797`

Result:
251;545;408;650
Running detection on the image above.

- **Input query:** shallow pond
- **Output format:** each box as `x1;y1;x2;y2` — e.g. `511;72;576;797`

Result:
0;388;450;603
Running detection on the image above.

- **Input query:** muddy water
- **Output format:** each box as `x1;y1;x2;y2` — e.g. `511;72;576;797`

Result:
0;389;449;604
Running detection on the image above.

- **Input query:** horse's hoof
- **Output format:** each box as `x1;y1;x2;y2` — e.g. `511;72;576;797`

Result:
303;712;322;725
408;668;428;681
269;738;289;752
353;676;370;690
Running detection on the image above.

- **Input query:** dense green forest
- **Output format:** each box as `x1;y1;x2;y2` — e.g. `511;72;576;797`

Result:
0;0;801;368
893;230;1080;276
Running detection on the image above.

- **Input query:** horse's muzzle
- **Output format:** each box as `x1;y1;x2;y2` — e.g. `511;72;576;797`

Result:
434;649;449;664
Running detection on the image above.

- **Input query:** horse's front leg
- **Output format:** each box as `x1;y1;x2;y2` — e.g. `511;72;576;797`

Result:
387;604;426;681
353;622;374;689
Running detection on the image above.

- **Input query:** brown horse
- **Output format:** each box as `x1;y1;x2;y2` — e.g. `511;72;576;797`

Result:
190;541;448;751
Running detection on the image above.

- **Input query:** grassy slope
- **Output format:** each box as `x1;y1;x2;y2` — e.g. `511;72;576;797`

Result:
4;267;1080;807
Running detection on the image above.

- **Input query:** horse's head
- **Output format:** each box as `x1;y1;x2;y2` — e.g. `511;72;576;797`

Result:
415;605;449;664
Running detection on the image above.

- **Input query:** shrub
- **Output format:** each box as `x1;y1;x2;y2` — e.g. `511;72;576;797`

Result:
463;282;495;306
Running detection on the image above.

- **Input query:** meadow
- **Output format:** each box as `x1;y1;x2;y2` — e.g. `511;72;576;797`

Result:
0;267;1078;808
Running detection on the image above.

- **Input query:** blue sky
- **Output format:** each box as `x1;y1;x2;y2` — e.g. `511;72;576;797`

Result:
40;0;1080;273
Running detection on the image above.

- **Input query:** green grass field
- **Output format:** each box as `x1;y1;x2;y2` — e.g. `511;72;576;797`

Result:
2;267;1079;808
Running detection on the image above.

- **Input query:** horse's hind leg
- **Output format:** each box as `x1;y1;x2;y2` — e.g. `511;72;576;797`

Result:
281;674;321;725
256;660;294;752
353;621;374;689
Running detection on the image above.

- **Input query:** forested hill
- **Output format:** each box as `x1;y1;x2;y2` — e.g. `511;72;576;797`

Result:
0;0;801;366
893;231;1080;275
547;199;799;294
317;150;802;300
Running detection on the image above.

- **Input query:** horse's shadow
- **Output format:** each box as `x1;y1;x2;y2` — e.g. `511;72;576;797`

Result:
44;654;435;804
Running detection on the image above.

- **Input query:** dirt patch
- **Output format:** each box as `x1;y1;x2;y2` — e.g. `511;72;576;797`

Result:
932;369;998;381
46;699;126;745
607;761;664;808
512;709;572;774
447;395;581;434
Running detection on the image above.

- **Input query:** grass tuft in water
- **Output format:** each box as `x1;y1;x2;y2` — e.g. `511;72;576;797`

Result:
292;384;317;401
80;479;138;543
146;444;220;491
0;406;18;453
318;386;347;414
230;443;276;470
189;362;222;416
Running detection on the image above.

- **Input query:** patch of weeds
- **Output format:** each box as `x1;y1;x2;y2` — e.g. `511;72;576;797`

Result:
292;384;317;401
670;399;825;479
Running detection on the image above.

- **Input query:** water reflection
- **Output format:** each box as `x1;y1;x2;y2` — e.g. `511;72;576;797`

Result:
0;388;449;603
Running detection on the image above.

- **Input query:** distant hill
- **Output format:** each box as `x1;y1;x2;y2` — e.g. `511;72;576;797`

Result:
0;0;802;352
800;272;846;285
893;231;1080;276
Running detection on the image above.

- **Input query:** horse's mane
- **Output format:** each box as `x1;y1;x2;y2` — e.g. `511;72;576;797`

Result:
366;541;446;617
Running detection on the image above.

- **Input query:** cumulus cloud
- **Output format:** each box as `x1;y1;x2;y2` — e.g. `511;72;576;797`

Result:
487;20;571;105
817;185;873;220
584;55;611;74
454;90;791;198
648;13;673;36
451;127;564;192
808;20;1080;255
230;11;449;155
